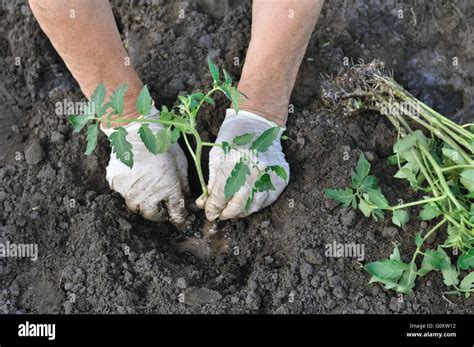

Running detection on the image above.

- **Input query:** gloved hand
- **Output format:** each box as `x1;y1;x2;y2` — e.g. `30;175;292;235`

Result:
103;108;190;225
196;109;290;221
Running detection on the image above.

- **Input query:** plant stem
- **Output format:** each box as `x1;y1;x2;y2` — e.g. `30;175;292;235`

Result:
390;193;447;211
190;128;208;197
441;165;474;173
408;218;448;283
99;117;190;130
202;142;222;147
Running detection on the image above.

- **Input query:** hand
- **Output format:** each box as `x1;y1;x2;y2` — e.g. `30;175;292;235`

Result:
196;109;290;221
103;109;189;225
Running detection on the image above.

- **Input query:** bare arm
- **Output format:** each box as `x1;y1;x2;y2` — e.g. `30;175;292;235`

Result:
238;0;324;126
29;0;143;118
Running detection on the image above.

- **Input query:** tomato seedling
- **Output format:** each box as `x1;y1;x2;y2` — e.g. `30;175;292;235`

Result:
69;57;287;212
323;61;474;296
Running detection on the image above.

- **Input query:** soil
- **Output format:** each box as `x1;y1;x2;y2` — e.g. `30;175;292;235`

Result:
0;0;473;314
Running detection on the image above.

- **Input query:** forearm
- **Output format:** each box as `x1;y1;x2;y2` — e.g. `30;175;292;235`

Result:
29;0;142;118
238;0;324;126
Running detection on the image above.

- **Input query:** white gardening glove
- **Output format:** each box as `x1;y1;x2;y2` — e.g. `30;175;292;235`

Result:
196;109;290;221
103;107;190;225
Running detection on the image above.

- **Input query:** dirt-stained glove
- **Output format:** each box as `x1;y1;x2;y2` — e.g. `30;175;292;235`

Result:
196;109;290;221
103;107;189;225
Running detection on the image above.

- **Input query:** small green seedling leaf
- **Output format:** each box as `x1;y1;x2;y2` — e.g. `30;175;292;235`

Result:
460;169;474;192
324;188;355;208
390;245;401;261
137;85;152;116
250;127;280;152
393;134;417;154
423;249;451;271
156;127;172;154
84;123;99;155
68;115;91;133
109;127;134;168
419;203;441;221
415;232;423;247
460;272;474;292
458;249;474;270
392;209;409;227
358;198;373;218
170;127;180;143
138;124;158;155
358;175;378;193
366;188;389;209
222;141;231;154
268;165;288;182
253;173;276;192
91;82;106;112
351;153;370;188
224;160;250;198
223;69;233;84
366;259;409;280
110;84;128;115
442;265;460;287
232;132;255;146
207;56;220;82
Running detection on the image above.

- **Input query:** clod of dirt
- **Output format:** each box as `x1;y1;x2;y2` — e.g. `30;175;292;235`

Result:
24;140;45;165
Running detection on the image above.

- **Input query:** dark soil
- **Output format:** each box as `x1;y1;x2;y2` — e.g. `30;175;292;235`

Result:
0;0;473;314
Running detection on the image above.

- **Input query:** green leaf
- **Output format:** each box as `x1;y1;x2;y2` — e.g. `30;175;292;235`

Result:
458;249;474;270
460;272;474;291
222;141;231;154
351;153;371;188
390;245;401;261
324;188;355;208
366;188;389;209
442;266;460;286
138;124;157;155
442;148;466;165
68;115;91;133
268;165;288;182
91;82;106;112
245;188;255;211
366;259;409;280
224;160;250;198
229;87;242;113
160;105;173;122
110;84;128;115
84;123;99;155
250;127;280;152
207;56;220;82
253;173;276;192
372;208;385;221
204;96;214;105
223;69;233;84
423;249;451;270
419;203;441;221
392;209;409;227
232;132;255;146
155;127;171;154
170;127;180;143
393;134;417;154
460;169;474;192
358;198;373;217
137;85;152;116
395;262;417;294
109;127;134;168
415;232;423;247
358;175;378;193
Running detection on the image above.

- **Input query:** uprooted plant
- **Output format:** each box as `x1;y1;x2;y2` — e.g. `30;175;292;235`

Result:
323;60;474;297
68;57;287;213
